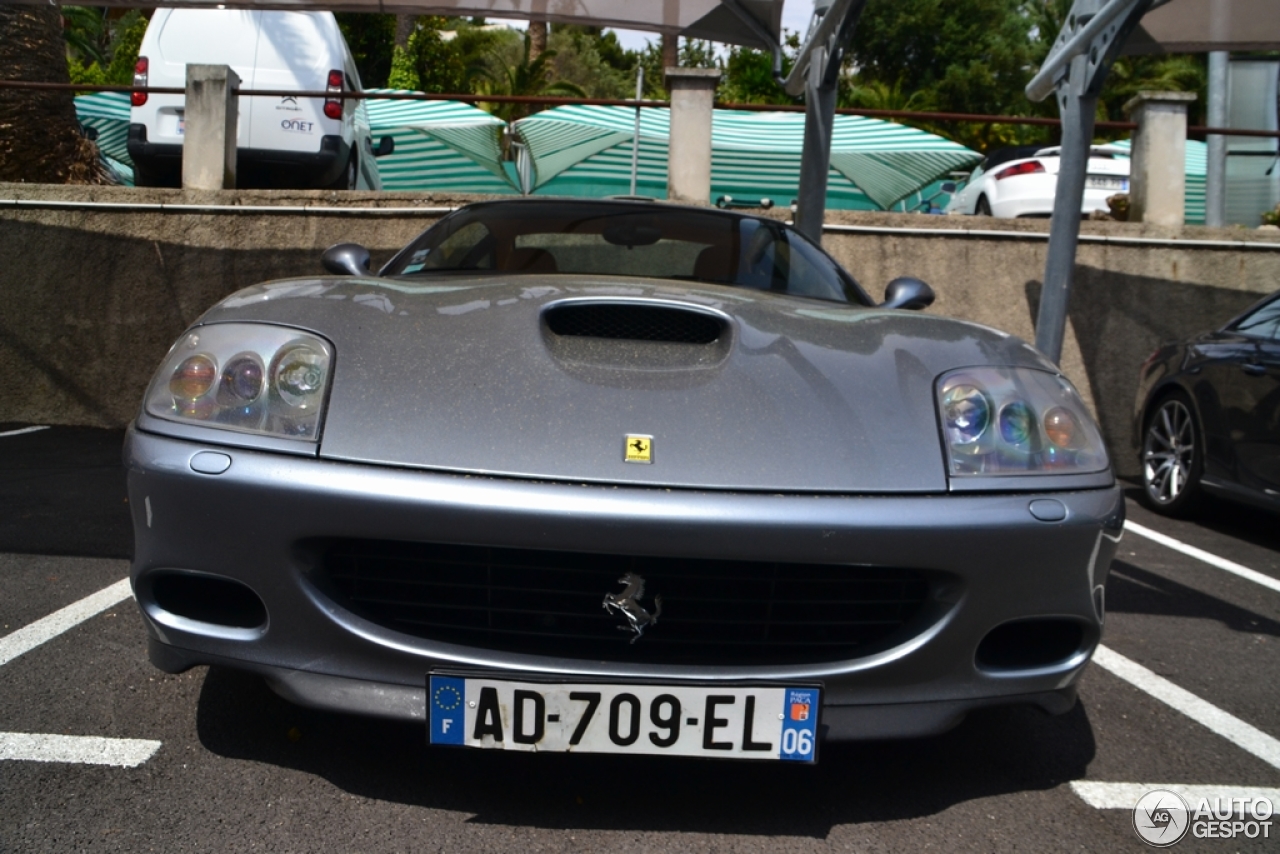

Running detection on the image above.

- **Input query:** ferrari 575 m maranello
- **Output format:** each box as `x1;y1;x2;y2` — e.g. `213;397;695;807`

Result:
127;199;1122;763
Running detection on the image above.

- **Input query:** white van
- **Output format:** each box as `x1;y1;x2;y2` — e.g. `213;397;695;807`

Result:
127;8;393;189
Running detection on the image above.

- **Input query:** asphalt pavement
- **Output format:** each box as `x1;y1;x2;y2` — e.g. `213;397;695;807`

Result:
2;425;1278;852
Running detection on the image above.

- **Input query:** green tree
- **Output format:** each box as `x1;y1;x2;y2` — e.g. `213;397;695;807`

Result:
847;0;1037;150
1099;54;1206;128
387;17;474;92
547;25;630;99
718;33;801;105
842;78;937;113
475;34;586;121
336;13;396;88
66;9;147;89
631;40;670;100
61;7;107;66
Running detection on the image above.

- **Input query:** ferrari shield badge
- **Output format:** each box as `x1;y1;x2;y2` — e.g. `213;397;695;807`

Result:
624;434;653;464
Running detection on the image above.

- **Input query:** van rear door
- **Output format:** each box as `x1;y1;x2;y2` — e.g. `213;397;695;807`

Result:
153;9;261;148
246;12;338;155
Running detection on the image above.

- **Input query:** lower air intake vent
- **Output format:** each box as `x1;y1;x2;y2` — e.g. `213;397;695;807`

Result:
319;540;932;665
545;302;725;344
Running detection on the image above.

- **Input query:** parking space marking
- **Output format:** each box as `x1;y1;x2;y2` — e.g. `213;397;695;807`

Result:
0;732;160;767
0;578;132;668
1072;781;1280;810
1093;645;1280;771
1125;521;1280;594
0;425;49;438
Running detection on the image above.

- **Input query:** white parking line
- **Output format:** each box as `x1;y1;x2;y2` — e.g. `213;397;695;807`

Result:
1072;781;1280;810
0;732;160;767
1125;520;1280;594
1092;645;1280;772
0;578;161;768
0;425;49;438
0;578;132;668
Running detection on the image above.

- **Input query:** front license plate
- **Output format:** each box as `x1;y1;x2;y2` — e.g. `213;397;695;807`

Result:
428;676;820;762
1086;175;1127;191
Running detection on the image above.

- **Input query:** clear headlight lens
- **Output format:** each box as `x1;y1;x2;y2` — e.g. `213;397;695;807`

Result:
144;324;333;441
937;367;1107;477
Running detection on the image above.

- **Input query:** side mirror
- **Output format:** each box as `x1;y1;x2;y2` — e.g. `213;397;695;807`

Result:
881;276;935;311
373;136;395;157
321;243;372;276
940;181;957;193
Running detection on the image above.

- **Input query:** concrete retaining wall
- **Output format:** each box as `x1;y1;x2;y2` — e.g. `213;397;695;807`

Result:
3;183;1278;478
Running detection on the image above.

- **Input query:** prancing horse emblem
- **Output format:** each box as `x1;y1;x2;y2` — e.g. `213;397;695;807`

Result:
602;572;662;643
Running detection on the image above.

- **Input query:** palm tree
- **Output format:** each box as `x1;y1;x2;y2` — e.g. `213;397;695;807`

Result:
0;4;105;183
474;35;586;122
528;20;548;61
842;79;937;113
60;6;108;67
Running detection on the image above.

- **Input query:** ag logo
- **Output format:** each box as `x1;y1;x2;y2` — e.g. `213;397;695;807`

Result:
1133;789;1190;847
623;434;652;464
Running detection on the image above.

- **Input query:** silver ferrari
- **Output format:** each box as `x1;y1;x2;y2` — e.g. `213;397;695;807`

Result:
126;199;1122;763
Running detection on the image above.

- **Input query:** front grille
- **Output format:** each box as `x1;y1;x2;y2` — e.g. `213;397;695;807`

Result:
320;540;931;665
544;303;724;344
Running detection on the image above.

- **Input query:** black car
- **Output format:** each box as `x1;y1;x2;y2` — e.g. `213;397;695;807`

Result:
1134;290;1280;515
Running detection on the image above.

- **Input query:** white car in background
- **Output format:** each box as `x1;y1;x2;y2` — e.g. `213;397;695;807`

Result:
128;8;393;189
945;145;1130;218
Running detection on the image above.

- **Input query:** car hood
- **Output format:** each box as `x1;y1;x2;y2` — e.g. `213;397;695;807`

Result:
198;275;1056;493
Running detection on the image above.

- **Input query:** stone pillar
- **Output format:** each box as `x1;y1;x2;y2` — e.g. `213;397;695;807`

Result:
1123;90;1195;226
182;64;239;190
665;67;719;205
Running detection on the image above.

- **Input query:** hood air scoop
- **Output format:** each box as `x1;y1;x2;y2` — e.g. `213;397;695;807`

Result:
540;299;734;383
544;300;726;345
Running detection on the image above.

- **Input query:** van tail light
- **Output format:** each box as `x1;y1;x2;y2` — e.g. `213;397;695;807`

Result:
324;68;343;120
132;57;149;107
995;161;1045;181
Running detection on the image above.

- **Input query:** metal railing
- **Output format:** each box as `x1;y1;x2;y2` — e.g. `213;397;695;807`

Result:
4;79;1278;140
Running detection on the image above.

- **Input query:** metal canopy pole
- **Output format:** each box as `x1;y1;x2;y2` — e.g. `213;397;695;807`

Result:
784;0;867;244
1024;0;1157;364
1205;51;1229;227
794;46;838;242
630;64;644;196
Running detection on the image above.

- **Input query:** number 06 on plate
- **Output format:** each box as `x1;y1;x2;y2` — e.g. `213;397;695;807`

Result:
429;675;820;762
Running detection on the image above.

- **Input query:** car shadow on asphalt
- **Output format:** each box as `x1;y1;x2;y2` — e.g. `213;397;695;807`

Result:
195;666;1096;836
1107;559;1280;637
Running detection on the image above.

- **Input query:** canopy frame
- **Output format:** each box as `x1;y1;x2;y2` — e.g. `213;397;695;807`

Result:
1024;0;1161;364
785;0;868;243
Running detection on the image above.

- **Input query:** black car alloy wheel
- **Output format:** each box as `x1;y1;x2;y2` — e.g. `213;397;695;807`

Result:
1142;393;1202;513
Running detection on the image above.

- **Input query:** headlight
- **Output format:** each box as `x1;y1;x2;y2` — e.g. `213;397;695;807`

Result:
937;367;1107;476
144;324;333;441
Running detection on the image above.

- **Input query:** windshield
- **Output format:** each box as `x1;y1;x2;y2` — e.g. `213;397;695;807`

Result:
380;201;872;306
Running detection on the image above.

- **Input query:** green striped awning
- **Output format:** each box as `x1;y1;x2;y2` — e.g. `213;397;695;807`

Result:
74;91;135;183
513;105;983;211
364;90;516;193
72;89;516;193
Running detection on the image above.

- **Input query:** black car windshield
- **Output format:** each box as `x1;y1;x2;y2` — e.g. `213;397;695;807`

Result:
380;201;872;306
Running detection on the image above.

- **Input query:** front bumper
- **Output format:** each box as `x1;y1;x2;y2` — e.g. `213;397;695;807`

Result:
126;427;1124;741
